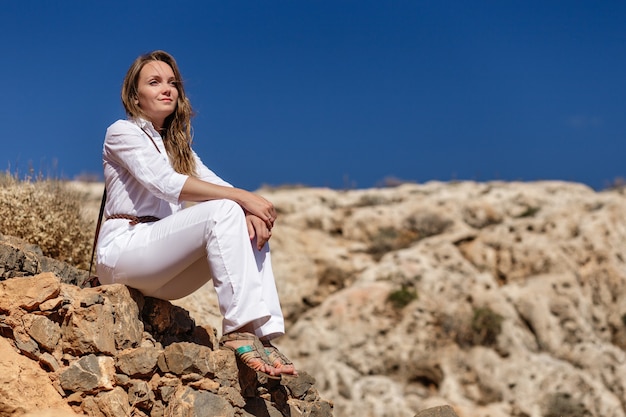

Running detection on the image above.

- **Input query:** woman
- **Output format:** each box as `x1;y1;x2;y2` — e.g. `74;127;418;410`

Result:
96;50;296;378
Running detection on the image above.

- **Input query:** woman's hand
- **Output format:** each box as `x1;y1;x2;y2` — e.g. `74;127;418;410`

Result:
180;178;277;229
246;212;273;250
237;190;277;230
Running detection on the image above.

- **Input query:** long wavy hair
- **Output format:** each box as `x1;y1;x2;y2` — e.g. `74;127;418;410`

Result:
121;50;197;176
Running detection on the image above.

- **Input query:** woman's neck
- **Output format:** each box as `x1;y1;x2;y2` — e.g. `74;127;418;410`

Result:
151;121;165;134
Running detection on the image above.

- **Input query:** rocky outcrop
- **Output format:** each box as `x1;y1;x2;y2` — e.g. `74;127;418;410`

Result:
0;245;332;416
258;181;626;417
6;179;626;417
171;180;626;417
0;234;88;286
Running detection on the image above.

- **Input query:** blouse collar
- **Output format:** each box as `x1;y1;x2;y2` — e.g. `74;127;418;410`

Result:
133;117;161;137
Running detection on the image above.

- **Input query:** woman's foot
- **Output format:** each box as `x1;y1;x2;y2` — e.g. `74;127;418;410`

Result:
220;332;281;379
261;340;298;376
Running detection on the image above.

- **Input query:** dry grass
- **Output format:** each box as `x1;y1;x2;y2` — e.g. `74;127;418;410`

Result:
0;173;94;270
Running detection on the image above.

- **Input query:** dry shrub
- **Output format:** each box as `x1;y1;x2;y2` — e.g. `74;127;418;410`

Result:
404;211;452;238
367;212;452;261
0;174;93;270
543;392;588;417
470;306;504;346
439;305;504;348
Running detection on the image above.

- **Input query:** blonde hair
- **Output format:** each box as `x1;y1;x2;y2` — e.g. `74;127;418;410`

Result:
121;50;197;176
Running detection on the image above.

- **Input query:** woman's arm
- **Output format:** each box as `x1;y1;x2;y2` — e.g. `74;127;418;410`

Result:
179;176;276;229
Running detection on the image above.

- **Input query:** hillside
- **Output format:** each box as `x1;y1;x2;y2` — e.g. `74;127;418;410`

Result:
175;180;626;417
3;180;626;417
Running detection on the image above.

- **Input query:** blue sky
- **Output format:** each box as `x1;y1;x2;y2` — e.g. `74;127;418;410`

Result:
2;1;625;190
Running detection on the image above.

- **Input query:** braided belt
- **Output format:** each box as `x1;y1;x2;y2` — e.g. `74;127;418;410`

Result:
107;214;161;226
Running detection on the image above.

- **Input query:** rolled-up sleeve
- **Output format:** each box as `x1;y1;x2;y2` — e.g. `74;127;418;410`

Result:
104;122;188;204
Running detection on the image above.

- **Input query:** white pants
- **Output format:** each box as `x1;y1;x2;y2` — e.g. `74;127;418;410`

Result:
96;199;285;339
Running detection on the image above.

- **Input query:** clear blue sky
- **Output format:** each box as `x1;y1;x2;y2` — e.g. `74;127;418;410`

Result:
2;1;625;190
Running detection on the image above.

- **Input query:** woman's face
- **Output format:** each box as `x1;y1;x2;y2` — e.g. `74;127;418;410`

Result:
135;60;179;128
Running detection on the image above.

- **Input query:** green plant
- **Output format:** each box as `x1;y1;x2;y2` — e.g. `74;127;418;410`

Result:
517;206;540;218
366;212;452;261
471;306;504;346
387;286;418;309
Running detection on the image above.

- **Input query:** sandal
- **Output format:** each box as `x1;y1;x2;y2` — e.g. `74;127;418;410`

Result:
262;340;298;376
220;332;281;379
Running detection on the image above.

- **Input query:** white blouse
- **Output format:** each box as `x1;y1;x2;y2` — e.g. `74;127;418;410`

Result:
96;117;231;268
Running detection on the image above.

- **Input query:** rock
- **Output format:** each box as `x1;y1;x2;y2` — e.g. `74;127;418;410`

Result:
22;410;81;417
100;284;144;350
0;234;88;285
282;372;318;400
0;337;75;415
157;342;214;375
61;291;117;355
59;284;144;356
116;346;161;377
0;235;40;278
0;272;60;311
243;398;286;417
26;313;61;352
59;354;116;393
40;351;62;372
13;329;41;359
127;379;154;410
166;386;235;417
92;386;130;417
0;267;332;416
287;400;335;417
415;405;459;417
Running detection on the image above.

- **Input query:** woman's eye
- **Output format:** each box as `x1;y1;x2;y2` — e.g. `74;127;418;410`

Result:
169;80;178;86
149;80;158;86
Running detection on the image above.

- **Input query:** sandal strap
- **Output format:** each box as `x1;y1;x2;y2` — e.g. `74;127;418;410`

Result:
264;345;294;366
220;332;280;379
235;345;255;355
219;332;257;344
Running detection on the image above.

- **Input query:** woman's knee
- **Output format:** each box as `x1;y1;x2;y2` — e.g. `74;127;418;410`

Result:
196;199;245;223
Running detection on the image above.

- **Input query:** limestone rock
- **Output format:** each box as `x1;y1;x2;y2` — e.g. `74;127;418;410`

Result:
214;180;626;417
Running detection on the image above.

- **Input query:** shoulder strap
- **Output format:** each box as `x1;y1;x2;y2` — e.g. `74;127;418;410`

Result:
140;126;162;154
87;187;107;281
